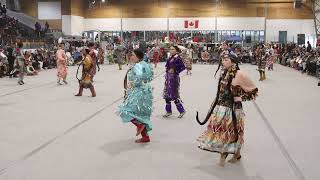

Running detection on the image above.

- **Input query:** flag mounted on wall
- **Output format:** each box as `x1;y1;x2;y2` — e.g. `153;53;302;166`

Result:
184;20;199;29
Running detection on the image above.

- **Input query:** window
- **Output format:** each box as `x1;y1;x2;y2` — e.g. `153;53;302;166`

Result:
259;31;265;42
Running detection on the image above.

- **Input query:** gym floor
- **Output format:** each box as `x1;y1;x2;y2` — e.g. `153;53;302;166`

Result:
0;63;319;180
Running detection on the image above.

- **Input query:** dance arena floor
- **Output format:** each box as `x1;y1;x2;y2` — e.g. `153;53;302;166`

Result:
0;63;319;180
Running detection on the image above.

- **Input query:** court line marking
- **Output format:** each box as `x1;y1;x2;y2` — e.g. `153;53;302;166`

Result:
0;71;166;175
253;101;307;180
0;82;54;98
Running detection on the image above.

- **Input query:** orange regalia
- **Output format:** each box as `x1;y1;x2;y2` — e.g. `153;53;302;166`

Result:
79;54;94;88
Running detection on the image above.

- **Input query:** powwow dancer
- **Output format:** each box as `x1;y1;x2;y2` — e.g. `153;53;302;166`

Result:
196;53;258;167
75;48;97;97
118;49;154;143
163;45;186;118
56;43;68;85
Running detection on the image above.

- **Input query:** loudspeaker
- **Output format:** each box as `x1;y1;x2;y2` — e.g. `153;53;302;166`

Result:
245;36;251;43
297;34;305;45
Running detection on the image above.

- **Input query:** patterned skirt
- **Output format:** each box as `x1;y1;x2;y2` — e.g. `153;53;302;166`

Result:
197;105;245;154
266;56;275;68
118;85;153;132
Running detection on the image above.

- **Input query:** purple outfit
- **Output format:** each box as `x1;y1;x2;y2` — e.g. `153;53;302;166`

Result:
163;54;186;113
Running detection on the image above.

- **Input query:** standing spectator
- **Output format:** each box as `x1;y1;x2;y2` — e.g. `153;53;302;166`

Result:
2;4;7;16
7;44;15;77
307;41;312;52
44;21;49;33
0;3;2;16
34;22;41;38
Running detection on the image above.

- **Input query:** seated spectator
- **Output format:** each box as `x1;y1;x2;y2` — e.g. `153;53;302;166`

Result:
24;51;38;76
201;49;209;64
305;52;317;75
73;50;82;64
0;48;8;77
32;53;41;70
66;50;73;65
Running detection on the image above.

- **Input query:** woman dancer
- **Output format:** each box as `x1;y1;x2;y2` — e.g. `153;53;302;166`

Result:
186;46;193;75
256;45;267;81
56;43;68;85
98;47;105;64
153;46;160;68
119;49;153;143
196;53;258;167
75;48;96;97
114;44;126;70
163;45;186;118
266;44;275;71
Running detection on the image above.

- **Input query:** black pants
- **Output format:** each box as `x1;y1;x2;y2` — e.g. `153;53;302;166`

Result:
8;62;14;74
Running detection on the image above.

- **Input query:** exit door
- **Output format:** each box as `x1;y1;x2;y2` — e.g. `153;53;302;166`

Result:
279;31;287;44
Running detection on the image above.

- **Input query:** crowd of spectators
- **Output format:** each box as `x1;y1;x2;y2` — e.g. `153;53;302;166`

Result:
0;43;58;78
0;14;20;46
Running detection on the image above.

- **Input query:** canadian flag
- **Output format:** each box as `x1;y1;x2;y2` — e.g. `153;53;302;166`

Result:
184;20;199;29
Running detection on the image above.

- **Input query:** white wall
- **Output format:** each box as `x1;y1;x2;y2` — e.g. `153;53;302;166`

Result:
123;18;167;31
62;15;71;35
83;17;265;32
217;17;264;30
71;15;84;36
38;2;61;20
84;18;121;31
66;17;316;44
62;15;84;36
266;19;316;43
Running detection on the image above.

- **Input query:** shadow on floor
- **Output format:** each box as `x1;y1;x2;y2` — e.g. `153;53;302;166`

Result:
195;154;264;180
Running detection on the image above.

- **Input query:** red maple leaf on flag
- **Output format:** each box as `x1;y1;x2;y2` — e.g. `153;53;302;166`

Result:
184;20;199;29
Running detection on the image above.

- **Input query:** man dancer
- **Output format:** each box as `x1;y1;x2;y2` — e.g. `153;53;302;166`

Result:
15;42;25;85
114;43;126;70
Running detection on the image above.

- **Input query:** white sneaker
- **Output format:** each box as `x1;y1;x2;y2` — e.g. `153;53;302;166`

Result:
163;113;172;118
178;111;186;118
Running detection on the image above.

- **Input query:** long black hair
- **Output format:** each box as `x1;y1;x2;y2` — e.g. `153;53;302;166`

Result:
123;48;145;99
197;52;239;126
196;74;224;125
214;51;239;77
171;45;181;54
133;48;144;60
